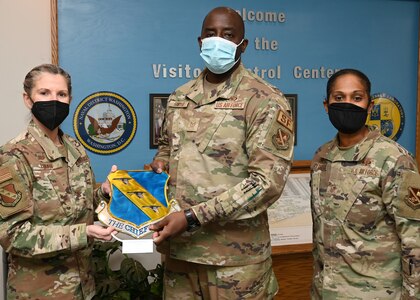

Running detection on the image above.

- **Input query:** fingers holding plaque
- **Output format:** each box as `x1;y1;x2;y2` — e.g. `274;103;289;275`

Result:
95;170;180;239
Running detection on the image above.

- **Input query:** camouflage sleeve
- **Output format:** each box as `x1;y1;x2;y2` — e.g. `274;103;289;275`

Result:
0;151;88;259
193;93;294;223
383;155;420;299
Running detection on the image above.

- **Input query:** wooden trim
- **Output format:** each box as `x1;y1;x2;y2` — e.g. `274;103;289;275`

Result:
50;0;58;65
416;17;420;167
291;160;311;173
272;243;312;256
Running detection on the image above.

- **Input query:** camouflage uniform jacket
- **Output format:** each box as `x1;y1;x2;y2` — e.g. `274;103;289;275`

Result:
154;64;294;266
0;121;102;300
311;126;420;299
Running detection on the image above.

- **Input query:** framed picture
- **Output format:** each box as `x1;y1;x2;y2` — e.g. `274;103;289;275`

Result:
285;94;298;145
150;93;170;149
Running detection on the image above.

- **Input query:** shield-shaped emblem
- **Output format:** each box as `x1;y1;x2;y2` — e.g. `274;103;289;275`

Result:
96;170;180;238
406;186;420;210
0;183;22;207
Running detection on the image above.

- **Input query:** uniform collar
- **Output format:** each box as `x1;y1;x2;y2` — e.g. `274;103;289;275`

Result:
186;64;246;105
28;121;81;166
322;126;381;162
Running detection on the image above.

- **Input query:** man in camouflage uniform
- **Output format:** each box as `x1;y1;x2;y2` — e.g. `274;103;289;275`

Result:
311;69;420;299
149;7;294;300
0;64;113;300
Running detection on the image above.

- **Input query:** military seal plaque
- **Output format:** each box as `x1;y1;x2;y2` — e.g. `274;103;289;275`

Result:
73;91;137;155
366;93;405;141
96;170;180;239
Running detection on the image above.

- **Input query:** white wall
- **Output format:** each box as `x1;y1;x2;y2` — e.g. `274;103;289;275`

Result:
0;0;51;145
0;1;51;299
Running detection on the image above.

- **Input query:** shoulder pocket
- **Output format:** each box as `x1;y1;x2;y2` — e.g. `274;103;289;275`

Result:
395;170;420;220
0;166;30;218
262;108;294;161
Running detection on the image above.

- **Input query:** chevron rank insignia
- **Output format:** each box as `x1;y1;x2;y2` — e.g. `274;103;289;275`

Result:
96;170;180;238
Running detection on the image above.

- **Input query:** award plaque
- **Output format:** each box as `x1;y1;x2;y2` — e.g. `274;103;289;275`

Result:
96;170;180;240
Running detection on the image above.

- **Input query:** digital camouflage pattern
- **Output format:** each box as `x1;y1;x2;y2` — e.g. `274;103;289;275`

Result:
154;64;294;268
0;121;105;300
311;126;420;299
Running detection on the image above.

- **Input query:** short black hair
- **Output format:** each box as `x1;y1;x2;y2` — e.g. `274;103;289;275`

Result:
326;68;371;102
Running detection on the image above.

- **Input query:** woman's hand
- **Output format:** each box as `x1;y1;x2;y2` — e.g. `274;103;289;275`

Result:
87;224;117;241
100;165;118;196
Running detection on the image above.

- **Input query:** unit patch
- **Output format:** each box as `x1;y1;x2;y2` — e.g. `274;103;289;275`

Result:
406;187;420;210
0;184;22;207
272;128;290;150
96;170;180;238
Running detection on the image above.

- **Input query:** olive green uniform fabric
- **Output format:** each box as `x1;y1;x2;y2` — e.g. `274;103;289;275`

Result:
311;126;420;299
154;64;294;298
0;121;105;300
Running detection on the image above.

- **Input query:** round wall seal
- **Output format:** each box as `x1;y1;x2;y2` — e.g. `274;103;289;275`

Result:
366;93;405;141
73;91;137;154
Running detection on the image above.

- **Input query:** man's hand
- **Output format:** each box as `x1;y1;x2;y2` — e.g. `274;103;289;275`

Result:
149;211;188;245
87;224;117;241
150;159;166;174
100;165;118;196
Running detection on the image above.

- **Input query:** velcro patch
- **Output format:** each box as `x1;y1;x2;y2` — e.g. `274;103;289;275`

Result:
272;128;290;150
406;187;420;210
215;101;245;109
277;109;293;133
0;166;30;218
0;168;12;183
396;170;420;220
168;101;189;108
262;107;294;161
186;118;200;132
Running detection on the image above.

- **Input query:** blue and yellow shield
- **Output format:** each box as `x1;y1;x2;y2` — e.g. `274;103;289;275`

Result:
96;170;179;238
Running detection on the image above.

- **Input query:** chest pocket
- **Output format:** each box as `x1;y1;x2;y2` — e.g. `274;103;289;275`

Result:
315;166;367;222
32;160;69;221
170;108;228;153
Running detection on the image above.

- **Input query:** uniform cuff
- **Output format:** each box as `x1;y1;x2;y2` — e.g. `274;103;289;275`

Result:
69;224;88;251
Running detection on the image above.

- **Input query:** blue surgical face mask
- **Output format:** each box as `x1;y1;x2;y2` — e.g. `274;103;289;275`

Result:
200;37;244;74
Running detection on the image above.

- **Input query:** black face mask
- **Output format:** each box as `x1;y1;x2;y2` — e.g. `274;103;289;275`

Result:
31;100;69;130
328;102;368;134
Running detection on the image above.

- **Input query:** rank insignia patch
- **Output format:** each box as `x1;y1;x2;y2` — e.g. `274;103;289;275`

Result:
406;187;420;210
96;170;180;238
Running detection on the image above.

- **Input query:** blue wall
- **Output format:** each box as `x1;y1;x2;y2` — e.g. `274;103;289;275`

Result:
58;0;419;181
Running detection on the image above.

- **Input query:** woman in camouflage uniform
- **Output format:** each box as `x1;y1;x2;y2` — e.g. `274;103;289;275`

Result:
0;64;115;299
311;69;420;299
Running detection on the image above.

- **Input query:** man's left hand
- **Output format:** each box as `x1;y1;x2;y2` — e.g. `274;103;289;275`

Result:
149;211;188;245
